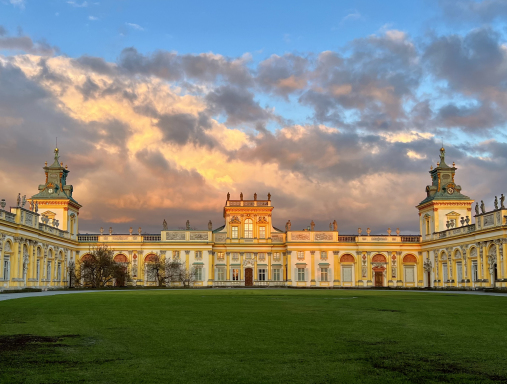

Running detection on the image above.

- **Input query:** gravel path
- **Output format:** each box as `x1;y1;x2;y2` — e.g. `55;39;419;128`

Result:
1;288;506;302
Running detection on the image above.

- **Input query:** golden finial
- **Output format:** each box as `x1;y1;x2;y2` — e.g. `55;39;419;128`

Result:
65;164;68;170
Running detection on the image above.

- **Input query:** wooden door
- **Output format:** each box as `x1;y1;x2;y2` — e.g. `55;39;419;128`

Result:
245;268;253;286
374;271;383;287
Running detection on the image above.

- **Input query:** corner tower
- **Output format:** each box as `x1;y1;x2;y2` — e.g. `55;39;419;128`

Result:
417;147;473;240
28;147;81;236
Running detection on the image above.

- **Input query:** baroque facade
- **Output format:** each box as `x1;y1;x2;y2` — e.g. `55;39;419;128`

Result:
1;147;506;291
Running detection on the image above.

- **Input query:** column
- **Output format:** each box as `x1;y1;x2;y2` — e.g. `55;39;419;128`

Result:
240;252;244;281
496;242;502;281
268;253;272;281
226;252;230;281
333;251;339;286
208;251;214;285
417;252;423;287
286;251;292;284
310;251;316;286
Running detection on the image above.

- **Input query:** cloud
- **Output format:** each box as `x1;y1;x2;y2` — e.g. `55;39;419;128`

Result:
9;0;25;9
0;26;58;55
88;16;99;21
1;25;507;234
439;0;507;23
341;11;363;24
67;1;88;7
125;22;144;31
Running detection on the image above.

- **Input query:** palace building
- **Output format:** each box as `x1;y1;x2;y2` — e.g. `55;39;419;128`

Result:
0;146;506;290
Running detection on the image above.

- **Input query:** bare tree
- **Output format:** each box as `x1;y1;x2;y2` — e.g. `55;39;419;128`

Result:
76;245;131;288
145;256;197;287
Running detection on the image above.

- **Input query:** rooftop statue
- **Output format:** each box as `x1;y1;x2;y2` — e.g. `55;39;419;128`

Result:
481;200;486;214
163;219;168;231
186;220;190;230
240;192;243;201
227;192;230;201
494;196;499;210
501;194;505;209
254;193;257;200
310;220;315;231
208;220;212;230
333;220;337;231
286;220;291;231
475;202;480;216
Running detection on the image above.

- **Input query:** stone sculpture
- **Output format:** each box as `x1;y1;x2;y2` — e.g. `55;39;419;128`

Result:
186;220;190;230
396;228;400;235
310;220;315;231
481;200;486;214
129;227;133;235
475;203;480;216
268;192;271;201
495;196;499;210
21;195;26;208
35;201;38;213
240;192;243;201
162;219;168;230
227;192;230;200
501;194;505;209
387;228;391;236
254;193;257;200
138;227;142;235
333;220;337;231
208;220;212;230
17;193;21;206
109;227;113;235
286;220;291;231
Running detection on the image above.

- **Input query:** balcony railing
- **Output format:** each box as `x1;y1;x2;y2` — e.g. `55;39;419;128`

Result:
401;236;421;243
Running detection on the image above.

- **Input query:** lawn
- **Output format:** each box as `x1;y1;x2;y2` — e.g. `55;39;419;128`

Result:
1;289;506;384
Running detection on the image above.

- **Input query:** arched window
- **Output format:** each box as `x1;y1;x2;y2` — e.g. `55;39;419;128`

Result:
244;219;253;239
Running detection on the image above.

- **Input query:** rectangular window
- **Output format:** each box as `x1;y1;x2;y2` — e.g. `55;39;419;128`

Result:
195;267;203;281
297;251;304;260
342;266;352;282
442;263;448;281
297;268;305;282
3;258;9;280
472;262;478;282
258;269;266;281
217;268;226;281
426;220;430;235
457;263;463;282
36;260;40;281
321;268;328;282
405;267;415;283
232;268;239;281
47;261;52;281
232;226;238;239
259;227;266;239
217;252;225;261
273;252;280;262
57;263;61;281
321;251;327;260
273;268;281;281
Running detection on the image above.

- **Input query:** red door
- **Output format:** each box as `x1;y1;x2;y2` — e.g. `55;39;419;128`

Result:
245;268;253;286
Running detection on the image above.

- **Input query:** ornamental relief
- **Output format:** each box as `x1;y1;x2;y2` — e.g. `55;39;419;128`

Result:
315;233;333;241
292;233;310;241
190;232;209;240
166;232;185;240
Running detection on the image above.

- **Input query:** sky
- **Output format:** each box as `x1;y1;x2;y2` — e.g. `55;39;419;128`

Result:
1;0;507;235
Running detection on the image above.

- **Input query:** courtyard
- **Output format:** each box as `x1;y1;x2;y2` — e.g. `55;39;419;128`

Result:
1;289;506;383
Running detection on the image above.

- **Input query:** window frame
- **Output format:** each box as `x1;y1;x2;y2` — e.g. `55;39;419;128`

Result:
258;268;266;281
321;267;328;282
232;226;239;239
297;268;305;282
273;268;281;281
259;226;266;239
244;219;253;239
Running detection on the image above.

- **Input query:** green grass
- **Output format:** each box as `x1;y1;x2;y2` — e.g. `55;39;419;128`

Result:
1;289;506;384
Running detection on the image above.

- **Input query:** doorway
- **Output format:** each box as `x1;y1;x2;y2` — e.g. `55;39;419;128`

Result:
374;271;383;287
245;268;253;286
427;271;431;288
